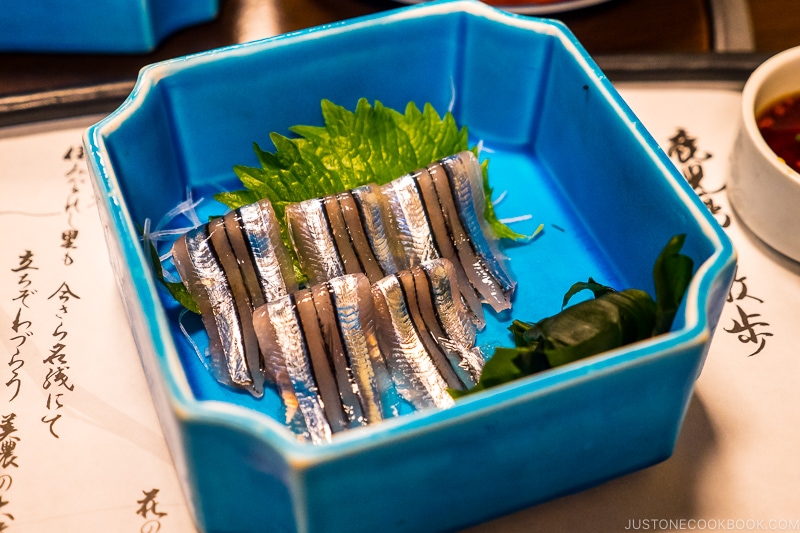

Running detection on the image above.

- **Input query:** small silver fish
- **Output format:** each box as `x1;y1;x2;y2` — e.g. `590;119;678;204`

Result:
238;199;297;301
380;175;440;270
350;184;399;278
173;226;259;395
285;198;345;286
327;274;387;424
371;273;455;409
254;273;396;443
255;295;332;444
441;151;516;298
427;152;515;312
173;196;296;396
421;259;484;385
411;167;486;329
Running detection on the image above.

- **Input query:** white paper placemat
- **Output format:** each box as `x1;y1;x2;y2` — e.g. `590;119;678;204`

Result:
0;117;195;532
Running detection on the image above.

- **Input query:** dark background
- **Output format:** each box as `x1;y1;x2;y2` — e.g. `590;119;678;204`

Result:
2;0;799;100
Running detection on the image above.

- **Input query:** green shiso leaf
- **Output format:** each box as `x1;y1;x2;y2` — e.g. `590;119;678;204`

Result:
214;98;525;264
145;234;200;315
452;234;694;399
156;98;527;313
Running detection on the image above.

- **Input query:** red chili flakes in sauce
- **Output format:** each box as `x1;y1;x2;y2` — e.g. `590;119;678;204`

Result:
756;91;800;174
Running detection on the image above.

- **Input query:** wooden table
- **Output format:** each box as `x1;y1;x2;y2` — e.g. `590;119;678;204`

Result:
4;0;799;126
4;0;800;101
0;0;727;100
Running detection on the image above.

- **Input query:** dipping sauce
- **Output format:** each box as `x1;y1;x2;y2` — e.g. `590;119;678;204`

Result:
756;91;800;174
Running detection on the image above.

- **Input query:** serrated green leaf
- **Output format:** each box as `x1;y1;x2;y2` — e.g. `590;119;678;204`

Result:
475;156;527;241
214;99;525;276
214;189;260;211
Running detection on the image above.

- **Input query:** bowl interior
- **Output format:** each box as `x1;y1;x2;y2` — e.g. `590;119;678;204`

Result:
92;2;724;434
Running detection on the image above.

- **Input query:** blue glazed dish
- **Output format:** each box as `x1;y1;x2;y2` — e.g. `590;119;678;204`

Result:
0;0;219;53
84;1;736;532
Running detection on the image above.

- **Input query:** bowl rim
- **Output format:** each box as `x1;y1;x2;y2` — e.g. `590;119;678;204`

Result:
739;44;800;185
83;0;736;464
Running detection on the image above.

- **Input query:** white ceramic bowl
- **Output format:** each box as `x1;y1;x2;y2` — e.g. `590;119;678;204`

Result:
729;45;800;262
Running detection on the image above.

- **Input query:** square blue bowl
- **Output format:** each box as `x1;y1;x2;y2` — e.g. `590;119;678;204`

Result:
84;1;736;532
0;0;219;53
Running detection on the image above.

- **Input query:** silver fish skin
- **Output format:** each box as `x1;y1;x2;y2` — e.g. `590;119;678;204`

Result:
286;198;345;286
180;227;256;393
441;151;516;296
261;295;332;444
380;175;440;270
411;167;486;330
350;184;398;277
252;303;308;440
356;276;399;418
371;275;455;409
328;274;386;425
427;156;511;313
421;259;484;385
238;199;297;301
422;259;477;347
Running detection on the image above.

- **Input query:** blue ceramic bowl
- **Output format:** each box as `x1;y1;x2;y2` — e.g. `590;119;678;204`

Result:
84;1;736;532
0;0;219;53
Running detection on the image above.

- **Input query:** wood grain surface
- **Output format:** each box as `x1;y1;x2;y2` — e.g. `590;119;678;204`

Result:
0;0;711;98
